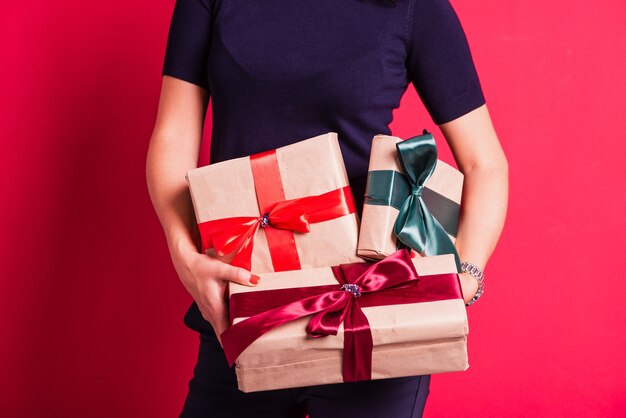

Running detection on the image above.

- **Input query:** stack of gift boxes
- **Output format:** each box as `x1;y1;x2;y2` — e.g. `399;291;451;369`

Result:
185;131;469;393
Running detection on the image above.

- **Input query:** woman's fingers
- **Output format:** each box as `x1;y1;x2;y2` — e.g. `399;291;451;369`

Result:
214;261;260;286
187;256;260;340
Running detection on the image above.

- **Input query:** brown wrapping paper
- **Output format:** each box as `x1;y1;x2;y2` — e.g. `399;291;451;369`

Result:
186;132;363;274
357;134;464;260
229;254;469;392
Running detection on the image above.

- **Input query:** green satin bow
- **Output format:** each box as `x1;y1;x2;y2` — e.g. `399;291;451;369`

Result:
393;132;461;271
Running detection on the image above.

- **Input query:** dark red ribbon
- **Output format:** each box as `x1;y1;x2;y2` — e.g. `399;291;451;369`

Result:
221;250;463;382
197;149;356;272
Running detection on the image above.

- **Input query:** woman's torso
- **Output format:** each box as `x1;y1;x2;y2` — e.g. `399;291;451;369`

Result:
207;0;413;185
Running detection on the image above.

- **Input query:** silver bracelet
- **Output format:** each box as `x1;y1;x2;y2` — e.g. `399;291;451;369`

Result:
461;261;485;306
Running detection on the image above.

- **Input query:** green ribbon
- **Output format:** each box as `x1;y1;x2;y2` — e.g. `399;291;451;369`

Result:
364;170;410;211
364;131;461;271
364;171;460;238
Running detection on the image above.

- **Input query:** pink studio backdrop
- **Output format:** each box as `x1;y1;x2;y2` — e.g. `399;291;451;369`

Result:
1;0;624;417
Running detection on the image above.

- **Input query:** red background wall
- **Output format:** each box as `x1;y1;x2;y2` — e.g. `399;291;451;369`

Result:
1;0;624;417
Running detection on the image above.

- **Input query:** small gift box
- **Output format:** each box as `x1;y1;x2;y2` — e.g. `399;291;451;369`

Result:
221;250;469;392
357;132;463;266
186;132;363;273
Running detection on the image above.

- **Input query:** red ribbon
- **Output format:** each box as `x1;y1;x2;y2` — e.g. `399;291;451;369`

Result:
221;250;463;382
197;149;356;271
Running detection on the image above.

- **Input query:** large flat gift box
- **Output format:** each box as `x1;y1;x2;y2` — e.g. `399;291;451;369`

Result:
221;251;469;393
357;133;464;261
186;132;363;273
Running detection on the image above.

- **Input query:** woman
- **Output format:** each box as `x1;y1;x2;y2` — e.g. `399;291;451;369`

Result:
146;0;508;416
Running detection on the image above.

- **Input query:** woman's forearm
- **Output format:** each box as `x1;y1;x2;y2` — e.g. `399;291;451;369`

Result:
454;163;508;270
146;131;201;258
439;105;508;272
146;77;207;258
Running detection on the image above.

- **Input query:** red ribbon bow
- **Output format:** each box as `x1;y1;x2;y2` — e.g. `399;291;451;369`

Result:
221;250;462;382
198;186;355;271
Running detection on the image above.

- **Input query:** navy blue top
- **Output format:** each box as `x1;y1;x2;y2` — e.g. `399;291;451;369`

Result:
162;0;485;180
162;0;485;330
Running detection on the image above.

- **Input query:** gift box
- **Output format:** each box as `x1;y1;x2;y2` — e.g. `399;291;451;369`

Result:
357;132;463;265
186;132;363;273
221;250;469;392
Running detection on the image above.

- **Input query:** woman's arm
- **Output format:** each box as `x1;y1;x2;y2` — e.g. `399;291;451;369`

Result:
146;76;259;341
439;104;509;304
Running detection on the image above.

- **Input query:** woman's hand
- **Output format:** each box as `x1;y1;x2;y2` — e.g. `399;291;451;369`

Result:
458;272;479;306
170;246;260;343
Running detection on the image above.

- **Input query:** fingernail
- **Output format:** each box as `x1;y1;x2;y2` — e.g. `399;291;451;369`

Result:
410;250;417;258
250;274;261;285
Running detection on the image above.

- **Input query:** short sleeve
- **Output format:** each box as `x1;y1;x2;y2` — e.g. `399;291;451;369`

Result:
162;0;212;90
406;0;486;125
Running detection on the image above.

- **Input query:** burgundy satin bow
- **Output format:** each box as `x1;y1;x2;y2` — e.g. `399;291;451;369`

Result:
221;250;457;382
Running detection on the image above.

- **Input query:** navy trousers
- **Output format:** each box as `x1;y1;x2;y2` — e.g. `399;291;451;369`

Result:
180;326;430;418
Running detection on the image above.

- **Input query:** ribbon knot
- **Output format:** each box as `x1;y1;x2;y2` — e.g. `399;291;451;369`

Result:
411;185;424;196
340;283;362;297
259;212;270;228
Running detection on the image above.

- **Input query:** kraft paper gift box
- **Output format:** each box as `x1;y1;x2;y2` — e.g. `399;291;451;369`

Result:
357;132;463;263
221;250;469;393
186;132;363;274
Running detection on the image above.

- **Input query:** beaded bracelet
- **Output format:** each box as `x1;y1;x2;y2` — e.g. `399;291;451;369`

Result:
461;261;485;306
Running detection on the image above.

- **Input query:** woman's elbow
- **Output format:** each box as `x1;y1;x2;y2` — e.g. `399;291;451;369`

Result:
463;148;508;180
